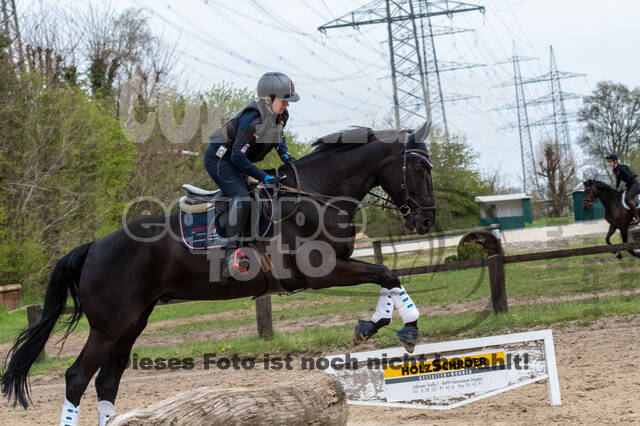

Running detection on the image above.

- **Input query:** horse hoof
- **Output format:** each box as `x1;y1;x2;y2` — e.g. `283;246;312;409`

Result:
616;252;623;260
396;325;419;353
398;339;416;353
353;319;376;345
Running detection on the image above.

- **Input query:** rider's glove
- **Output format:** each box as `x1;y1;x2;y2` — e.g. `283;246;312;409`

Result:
263;174;283;187
281;153;296;165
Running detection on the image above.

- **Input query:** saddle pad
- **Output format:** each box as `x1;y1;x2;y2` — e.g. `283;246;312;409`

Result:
621;192;640;210
179;208;225;250
179;188;276;250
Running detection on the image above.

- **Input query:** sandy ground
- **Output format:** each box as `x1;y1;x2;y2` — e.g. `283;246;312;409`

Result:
352;220;610;257
1;315;639;425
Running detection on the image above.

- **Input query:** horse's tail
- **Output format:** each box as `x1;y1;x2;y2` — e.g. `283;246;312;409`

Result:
1;242;92;409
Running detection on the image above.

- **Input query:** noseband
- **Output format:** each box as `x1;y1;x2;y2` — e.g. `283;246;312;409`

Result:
396;147;436;216
364;143;437;217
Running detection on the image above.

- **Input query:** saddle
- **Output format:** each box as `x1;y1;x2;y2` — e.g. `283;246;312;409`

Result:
621;191;640;211
179;184;274;250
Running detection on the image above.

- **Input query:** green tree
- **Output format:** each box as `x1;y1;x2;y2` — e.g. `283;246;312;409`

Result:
428;128;492;230
0;70;134;300
359;127;493;237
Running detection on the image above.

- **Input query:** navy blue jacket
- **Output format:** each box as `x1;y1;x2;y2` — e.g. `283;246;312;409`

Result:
228;110;289;181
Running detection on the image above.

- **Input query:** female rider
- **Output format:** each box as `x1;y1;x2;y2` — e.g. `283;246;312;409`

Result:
204;72;299;277
606;153;640;224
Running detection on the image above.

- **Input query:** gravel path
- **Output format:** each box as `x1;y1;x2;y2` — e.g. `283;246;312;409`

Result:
352;220;610;257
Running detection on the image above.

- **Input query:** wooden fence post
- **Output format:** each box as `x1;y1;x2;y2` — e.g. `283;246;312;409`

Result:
26;304;45;361
488;254;508;314
255;296;273;338
372;240;383;265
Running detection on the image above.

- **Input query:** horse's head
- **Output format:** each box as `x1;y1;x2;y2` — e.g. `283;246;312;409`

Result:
379;122;436;234
583;179;597;210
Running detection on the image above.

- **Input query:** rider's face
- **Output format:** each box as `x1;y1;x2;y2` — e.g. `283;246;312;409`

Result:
272;98;289;114
608;160;616;168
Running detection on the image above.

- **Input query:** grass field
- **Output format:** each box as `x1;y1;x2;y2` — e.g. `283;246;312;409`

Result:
2;233;639;377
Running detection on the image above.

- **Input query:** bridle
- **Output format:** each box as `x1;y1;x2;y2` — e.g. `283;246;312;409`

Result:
271;136;437;218
363;145;437;217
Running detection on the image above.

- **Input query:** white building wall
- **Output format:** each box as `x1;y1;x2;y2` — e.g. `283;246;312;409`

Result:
478;200;524;218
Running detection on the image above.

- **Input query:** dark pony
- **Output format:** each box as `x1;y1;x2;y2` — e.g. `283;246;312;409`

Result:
1;123;435;418
583;179;640;258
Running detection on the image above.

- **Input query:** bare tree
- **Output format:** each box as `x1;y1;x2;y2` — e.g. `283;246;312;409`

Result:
19;2;177;100
19;2;80;65
537;140;576;216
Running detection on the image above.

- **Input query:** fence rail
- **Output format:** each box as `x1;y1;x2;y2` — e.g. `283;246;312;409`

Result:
379;236;640;315
26;232;640;360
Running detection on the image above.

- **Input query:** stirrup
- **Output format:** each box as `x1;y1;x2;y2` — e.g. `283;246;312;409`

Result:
223;248;249;278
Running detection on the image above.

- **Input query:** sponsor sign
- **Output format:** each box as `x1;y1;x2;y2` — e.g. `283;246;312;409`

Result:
324;329;561;409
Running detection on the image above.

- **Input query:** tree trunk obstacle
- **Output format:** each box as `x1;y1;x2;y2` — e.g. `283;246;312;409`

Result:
109;373;347;426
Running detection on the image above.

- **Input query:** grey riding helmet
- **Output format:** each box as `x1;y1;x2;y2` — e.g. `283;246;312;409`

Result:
257;72;300;102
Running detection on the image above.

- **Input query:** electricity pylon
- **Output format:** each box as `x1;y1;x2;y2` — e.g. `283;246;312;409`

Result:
318;0;485;130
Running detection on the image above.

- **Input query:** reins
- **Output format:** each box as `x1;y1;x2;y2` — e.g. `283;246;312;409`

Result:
362;148;437;217
269;144;436;220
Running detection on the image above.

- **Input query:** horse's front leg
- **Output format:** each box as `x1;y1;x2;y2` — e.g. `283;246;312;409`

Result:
605;225;622;259
303;257;400;289
302;258;420;352
353;286;420;352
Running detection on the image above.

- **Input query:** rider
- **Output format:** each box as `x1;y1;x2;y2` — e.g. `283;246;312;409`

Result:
606;153;640;224
205;72;300;277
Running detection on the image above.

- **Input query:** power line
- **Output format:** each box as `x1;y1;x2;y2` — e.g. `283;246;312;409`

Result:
318;0;486;130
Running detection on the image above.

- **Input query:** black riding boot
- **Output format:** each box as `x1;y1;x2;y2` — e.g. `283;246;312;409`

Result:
629;200;640;225
222;204;251;278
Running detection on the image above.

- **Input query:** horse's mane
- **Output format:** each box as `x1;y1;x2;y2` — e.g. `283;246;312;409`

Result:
310;127;408;154
585;179;615;191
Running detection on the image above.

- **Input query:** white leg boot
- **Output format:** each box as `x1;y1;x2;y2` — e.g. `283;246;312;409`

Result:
371;287;394;324
390;286;419;323
98;400;116;426
59;398;80;426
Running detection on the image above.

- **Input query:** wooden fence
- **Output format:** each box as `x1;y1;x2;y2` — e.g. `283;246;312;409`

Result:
26;228;640;360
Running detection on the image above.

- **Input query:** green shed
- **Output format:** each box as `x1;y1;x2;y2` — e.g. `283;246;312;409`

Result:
475;193;532;230
572;191;605;221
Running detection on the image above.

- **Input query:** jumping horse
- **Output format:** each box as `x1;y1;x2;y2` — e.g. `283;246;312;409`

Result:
583;179;640;258
1;123;436;424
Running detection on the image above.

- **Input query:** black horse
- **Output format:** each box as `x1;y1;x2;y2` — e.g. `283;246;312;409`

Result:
1;124;435;421
583;179;640;258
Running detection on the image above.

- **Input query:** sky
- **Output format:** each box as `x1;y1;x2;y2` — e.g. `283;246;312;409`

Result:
29;0;640;190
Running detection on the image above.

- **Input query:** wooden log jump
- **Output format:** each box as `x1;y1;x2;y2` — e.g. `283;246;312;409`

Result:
109;373;347;426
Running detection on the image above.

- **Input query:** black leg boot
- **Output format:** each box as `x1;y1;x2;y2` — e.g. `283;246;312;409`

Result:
222;204;251;278
631;202;640;225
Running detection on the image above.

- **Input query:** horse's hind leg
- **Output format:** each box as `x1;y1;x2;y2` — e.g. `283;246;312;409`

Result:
60;330;122;425
620;228;640;258
60;309;143;425
94;302;156;425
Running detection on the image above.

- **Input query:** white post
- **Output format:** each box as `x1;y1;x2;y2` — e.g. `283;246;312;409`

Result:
543;330;562;406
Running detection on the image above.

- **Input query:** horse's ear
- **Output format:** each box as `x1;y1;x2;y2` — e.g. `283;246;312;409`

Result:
413;121;431;147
